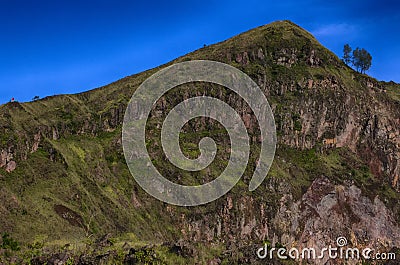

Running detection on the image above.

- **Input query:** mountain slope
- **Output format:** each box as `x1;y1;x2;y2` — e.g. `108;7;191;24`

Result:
0;20;399;264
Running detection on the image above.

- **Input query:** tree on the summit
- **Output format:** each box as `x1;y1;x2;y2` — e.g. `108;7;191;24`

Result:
342;44;352;65
342;44;372;74
352;47;372;74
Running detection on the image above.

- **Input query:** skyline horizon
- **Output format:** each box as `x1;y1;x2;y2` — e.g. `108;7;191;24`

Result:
1;1;399;104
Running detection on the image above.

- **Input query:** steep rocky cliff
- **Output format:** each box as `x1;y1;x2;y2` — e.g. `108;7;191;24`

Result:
0;20;399;264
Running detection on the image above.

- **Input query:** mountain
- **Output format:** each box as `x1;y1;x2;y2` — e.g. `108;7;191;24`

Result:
0;20;399;264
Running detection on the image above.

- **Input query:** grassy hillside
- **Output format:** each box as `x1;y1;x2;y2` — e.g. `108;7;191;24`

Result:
0;20;399;264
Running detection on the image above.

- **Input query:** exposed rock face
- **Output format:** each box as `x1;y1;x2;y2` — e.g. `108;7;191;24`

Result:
0;147;16;172
274;177;400;264
5;160;16;172
0;148;13;168
166;176;399;263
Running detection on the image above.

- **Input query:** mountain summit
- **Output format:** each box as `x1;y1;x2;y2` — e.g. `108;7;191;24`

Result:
0;21;399;264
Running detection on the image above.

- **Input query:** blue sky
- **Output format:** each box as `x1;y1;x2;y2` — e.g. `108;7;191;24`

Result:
1;0;399;104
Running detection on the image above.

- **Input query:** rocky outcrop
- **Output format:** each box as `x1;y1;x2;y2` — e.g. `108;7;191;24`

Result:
154;176;400;263
273;177;400;264
0;148;16;172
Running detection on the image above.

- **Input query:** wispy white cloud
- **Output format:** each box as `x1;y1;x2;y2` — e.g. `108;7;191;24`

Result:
311;23;357;37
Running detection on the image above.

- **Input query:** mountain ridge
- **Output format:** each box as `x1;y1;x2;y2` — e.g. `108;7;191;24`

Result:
0;20;399;264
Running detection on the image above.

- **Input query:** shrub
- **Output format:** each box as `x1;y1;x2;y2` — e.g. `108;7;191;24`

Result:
1;233;20;251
